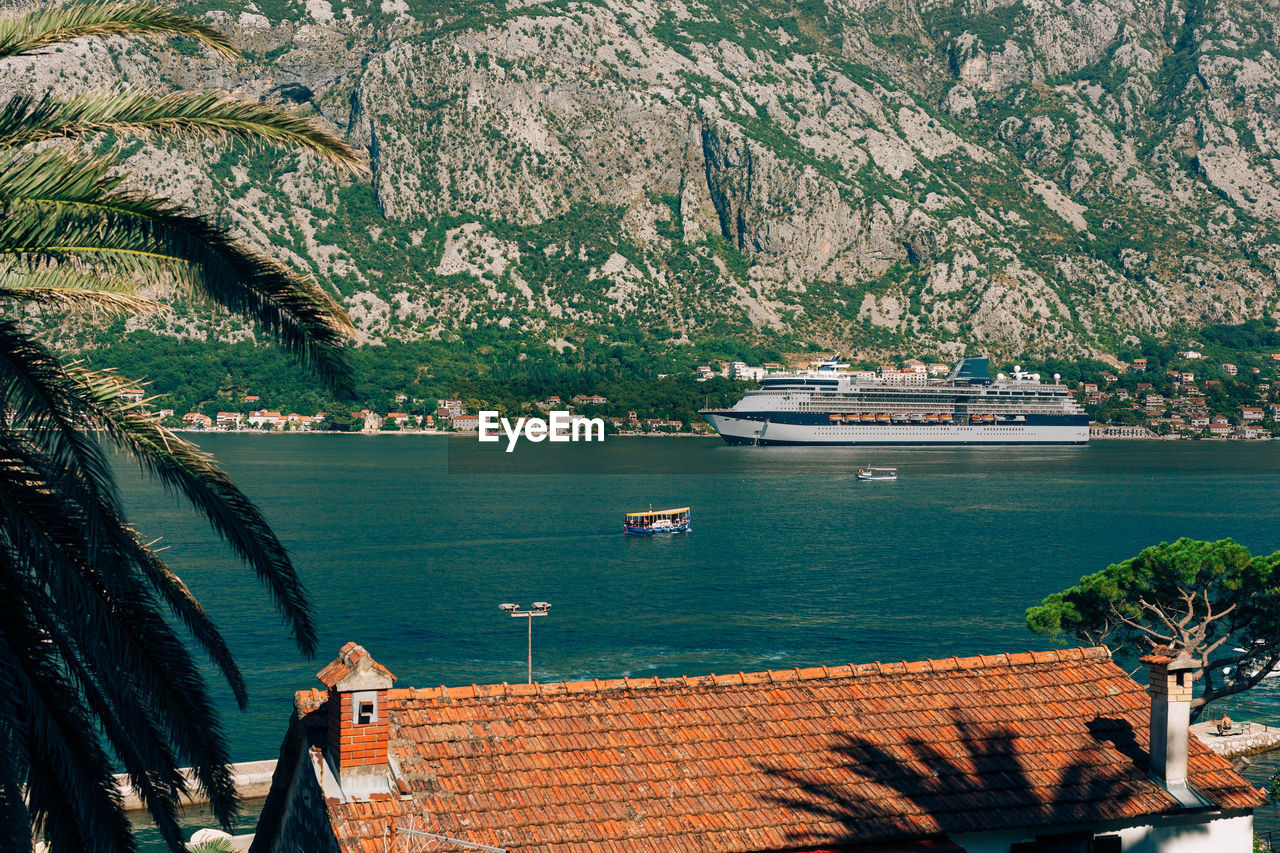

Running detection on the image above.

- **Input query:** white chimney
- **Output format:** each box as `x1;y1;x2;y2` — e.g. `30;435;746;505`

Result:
1141;646;1210;808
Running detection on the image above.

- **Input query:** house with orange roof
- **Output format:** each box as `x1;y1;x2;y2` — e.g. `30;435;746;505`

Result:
250;644;1261;853
248;410;287;430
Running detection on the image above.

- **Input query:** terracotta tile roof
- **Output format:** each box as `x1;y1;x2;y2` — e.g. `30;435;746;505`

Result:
315;640;395;689
296;647;1263;853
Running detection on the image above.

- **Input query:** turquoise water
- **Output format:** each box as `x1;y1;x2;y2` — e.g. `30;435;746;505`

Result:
119;437;1280;844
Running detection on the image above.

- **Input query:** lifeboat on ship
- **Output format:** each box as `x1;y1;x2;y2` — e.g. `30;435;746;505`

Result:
925;413;939;424
909;413;926;423
860;413;876;423
892;413;909;423
939;413;954;424
876;413;891;423
828;413;843;423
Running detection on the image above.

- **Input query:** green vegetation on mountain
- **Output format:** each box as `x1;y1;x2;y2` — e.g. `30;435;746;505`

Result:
84;327;768;422
8;0;1280;409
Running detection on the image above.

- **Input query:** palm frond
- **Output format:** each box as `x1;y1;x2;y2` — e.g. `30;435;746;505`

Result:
0;435;241;834
0;91;367;175
0;317;124;525
0;430;245;707
68;364;318;657
0;441;237;843
0;150;355;391
0;249;161;319
0;1;237;60
0;643;32;852
0;578;137;853
0;6;359;848
0;260;161;313
0;147;125;205
0;534;189;849
134;543;249;705
0;285;157;313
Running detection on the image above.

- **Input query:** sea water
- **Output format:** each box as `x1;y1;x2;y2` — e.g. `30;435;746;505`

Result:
120;437;1280;844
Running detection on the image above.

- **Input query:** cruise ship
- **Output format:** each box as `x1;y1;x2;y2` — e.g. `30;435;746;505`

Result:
700;356;1088;445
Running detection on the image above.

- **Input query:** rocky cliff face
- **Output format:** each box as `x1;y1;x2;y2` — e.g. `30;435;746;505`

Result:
10;0;1280;358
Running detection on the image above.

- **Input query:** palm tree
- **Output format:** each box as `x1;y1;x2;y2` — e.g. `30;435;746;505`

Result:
0;3;365;851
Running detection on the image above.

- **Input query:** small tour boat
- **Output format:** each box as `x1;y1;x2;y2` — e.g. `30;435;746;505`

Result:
856;467;898;481
624;506;691;535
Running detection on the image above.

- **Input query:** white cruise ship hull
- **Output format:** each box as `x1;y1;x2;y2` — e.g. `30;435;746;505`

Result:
703;413;1089;446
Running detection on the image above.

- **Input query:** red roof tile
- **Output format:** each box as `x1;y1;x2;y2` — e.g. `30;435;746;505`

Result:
293;647;1262;852
315;641;396;689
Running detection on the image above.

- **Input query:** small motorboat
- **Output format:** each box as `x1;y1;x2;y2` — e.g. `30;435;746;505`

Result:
1221;643;1280;682
856;467;898;481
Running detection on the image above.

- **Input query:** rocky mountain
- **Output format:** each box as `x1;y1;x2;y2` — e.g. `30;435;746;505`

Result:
9;0;1280;361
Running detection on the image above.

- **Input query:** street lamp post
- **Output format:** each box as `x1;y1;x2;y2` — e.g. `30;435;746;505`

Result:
498;601;551;683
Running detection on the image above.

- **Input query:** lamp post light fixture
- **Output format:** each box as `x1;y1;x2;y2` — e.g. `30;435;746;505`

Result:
498;601;551;684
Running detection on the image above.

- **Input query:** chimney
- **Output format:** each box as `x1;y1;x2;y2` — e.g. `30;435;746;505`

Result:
1140;646;1208;808
316;642;396;781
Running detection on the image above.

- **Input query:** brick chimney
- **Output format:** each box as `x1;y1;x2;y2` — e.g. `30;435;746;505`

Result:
1140;646;1208;807
316;642;396;779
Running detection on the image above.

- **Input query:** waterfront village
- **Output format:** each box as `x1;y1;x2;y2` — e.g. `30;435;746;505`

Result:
146;351;1280;440
144;391;707;435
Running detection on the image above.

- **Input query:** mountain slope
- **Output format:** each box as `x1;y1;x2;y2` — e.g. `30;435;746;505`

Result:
7;0;1280;362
